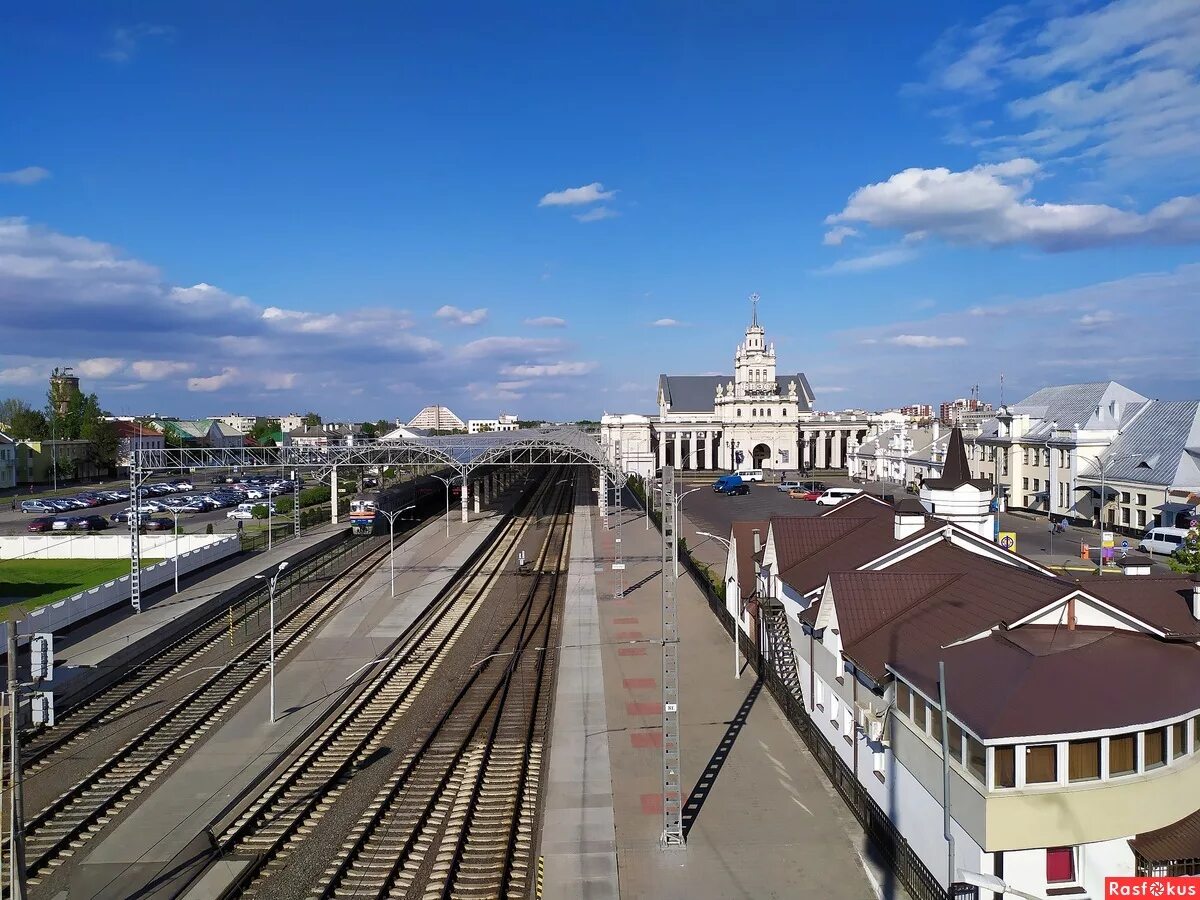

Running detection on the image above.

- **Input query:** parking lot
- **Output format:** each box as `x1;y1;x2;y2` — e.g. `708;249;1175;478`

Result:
0;474;304;538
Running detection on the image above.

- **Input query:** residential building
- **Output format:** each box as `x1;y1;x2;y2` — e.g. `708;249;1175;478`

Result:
900;403;933;418
156;418;246;448
468;413;520;434
940;396;992;425
0;432;15;489
969;382;1199;532
279;414;306;434
15;439;102;483
601;296;870;478
112;421;165;467
212;413;263;433
722;433;1200;899
284;425;331;449
407;406;466;431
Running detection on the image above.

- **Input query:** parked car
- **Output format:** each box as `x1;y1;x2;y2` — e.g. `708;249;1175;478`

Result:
26;517;55;533
51;516;82;531
143;518;174;531
788;488;822;501
169;479;194;490
777;480;802;493
76;515;110;531
740;469;765;483
20;499;55;514
814;487;863;506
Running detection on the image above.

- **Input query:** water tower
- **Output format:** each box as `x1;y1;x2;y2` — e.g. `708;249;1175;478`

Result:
50;366;80;416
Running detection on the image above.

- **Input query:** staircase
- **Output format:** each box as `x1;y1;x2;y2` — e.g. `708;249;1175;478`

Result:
761;604;803;702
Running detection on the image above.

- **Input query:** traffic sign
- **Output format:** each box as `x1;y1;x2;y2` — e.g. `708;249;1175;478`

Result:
1121;539;1130;550
1102;531;1115;548
999;532;1016;552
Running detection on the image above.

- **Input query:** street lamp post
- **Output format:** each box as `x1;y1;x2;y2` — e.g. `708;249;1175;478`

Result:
169;507;182;593
697;530;746;678
430;473;462;539
1081;452;1142;574
379;504;416;598
254;561;289;723
957;870;1044;900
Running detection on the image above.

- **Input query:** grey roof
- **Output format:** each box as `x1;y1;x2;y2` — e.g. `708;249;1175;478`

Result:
1012;381;1148;432
1089;400;1200;488
658;373;814;413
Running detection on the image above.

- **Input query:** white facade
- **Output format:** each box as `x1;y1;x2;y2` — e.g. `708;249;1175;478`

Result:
408;405;466;431
468;413;520;434
279;414;305;434
601;298;871;477
212;413;260;433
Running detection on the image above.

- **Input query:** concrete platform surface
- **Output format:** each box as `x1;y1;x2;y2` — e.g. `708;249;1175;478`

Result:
64;500;514;900
539;489;886;900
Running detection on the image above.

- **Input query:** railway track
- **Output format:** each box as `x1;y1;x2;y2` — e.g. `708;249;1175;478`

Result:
22;538;373;771
20;537;395;881
215;472;572;899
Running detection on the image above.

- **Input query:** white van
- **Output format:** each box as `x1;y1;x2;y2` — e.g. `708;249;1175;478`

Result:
815;487;863;506
1138;527;1189;556
741;469;765;482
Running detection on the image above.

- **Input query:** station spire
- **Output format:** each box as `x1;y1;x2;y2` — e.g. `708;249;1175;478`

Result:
749;292;759;327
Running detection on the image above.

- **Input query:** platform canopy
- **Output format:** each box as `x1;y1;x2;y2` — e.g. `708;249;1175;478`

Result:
134;426;618;479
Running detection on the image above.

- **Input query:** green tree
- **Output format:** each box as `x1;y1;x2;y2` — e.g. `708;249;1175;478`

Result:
5;402;49;439
81;415;119;472
303;411;322;427
375;419;390;434
1169;523;1200;574
250;419;280;446
360;421;377;437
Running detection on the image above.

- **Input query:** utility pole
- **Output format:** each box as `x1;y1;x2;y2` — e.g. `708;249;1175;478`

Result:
6;623;28;900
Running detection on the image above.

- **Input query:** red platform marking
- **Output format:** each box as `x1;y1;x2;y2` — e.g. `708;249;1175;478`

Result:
626;701;663;716
631;731;663;749
614;631;643;641
612;617;639;625
622;678;657;690
640;793;664;815
617;647;646;657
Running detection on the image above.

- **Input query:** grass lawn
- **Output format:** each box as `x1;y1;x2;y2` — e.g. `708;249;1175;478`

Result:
0;558;162;612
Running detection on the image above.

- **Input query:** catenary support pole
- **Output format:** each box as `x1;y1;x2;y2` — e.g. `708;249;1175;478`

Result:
939;660;955;892
7;627;27;900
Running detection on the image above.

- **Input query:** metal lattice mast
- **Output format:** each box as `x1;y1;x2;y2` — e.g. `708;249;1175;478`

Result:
129;455;143;613
293;472;300;537
660;465;684;846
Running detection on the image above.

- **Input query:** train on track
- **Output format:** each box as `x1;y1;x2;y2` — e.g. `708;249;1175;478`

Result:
348;470;461;534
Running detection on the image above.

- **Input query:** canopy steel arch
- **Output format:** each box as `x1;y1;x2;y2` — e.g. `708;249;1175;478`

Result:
126;427;617;612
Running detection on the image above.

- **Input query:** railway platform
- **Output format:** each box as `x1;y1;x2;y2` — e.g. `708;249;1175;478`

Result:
50;522;351;709
539;490;887;900
57;500;518;900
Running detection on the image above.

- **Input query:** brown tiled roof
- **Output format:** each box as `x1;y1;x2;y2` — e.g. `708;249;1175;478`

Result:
771;512;942;597
112;421;160;438
731;520;768;600
1132;807;1200;864
821;492;895;520
832;542;1069;683
893;625;1200;740
923;426;992;491
1075;575;1200;639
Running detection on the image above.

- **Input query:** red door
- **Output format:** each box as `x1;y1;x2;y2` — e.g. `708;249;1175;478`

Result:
1046;847;1075;883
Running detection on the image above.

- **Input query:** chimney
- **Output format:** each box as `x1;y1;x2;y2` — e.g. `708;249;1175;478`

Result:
1192;575;1200;621
894;510;924;541
932;420;940;443
752;529;762;554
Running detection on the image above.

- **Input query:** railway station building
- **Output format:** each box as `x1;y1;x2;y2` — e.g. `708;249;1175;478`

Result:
601;298;870;477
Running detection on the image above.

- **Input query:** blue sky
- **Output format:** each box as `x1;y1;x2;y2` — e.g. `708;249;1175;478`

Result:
1;1;1198;421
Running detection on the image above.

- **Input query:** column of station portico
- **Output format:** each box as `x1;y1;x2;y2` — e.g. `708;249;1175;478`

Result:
650;422;866;471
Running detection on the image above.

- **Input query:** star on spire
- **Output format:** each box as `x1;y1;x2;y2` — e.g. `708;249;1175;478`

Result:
749;292;760;327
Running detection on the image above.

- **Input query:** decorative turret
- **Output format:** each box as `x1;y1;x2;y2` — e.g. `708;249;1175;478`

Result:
918;426;996;540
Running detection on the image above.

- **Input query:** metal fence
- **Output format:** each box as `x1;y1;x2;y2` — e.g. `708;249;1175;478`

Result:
665;506;977;900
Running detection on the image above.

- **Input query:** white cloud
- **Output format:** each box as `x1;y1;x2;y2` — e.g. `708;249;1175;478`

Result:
500;361;597;377
1076;309;1116;329
186;368;239;392
456;336;565;360
524;316;567;328
817;246;918;274
131;359;193;380
827;159;1200;250
538;182;617;207
102;24;175;63
822;225;858;246
574;207;619;223
922;0;1200;172
0;365;41;385
433;305;488;326
262;372;298;390
887;334;968;349
76;357;125;379
650;318;683;327
0;167;51;186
